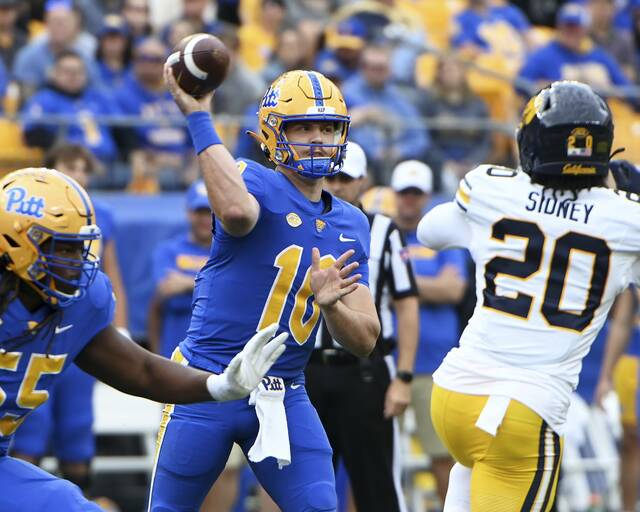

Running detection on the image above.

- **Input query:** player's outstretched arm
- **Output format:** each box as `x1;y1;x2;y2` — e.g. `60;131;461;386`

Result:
311;248;380;357
75;324;287;403
417;202;471;250
164;65;260;237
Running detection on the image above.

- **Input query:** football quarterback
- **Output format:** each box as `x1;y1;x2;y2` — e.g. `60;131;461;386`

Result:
158;67;380;511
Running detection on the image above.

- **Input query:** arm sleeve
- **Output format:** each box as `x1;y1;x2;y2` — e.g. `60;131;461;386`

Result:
417;202;472;250
387;222;418;299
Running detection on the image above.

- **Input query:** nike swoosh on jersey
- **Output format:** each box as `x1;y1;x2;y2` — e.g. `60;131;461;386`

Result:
54;324;73;334
290;383;302;389
339;233;356;242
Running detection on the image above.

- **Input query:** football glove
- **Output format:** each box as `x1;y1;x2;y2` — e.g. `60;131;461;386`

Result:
610;159;640;194
206;324;288;401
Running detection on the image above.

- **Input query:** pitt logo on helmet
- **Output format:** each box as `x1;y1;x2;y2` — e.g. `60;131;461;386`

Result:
0;168;101;307
5;187;45;218
248;70;350;179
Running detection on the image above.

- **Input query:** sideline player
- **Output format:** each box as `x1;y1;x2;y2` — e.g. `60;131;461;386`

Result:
0;168;287;511
417;81;640;510
150;67;380;511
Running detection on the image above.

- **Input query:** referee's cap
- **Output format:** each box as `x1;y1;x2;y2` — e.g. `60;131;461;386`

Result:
391;160;433;194
338;142;367;179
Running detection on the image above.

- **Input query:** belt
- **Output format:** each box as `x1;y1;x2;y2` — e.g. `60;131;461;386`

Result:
309;349;360;366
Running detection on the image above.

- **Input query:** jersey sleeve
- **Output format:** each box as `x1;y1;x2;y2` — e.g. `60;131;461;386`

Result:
353;208;371;289
236;159;268;203
82;271;116;347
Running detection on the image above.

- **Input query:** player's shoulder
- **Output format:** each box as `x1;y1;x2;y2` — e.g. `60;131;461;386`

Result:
235;158;285;199
83;270;115;312
456;164;521;210
334;195;369;230
235;158;276;181
611;188;640;208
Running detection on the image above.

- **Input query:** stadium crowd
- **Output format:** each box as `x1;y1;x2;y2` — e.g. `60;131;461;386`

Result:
2;0;640;511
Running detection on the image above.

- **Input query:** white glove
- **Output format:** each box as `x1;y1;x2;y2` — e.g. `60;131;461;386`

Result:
206;324;288;401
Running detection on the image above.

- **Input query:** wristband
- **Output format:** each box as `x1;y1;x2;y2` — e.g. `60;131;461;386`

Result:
186;111;222;154
396;371;413;384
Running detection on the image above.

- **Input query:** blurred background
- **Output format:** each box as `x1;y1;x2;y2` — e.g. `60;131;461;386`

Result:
4;0;640;511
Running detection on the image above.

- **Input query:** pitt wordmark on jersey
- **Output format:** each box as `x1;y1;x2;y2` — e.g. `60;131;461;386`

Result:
438;164;640;434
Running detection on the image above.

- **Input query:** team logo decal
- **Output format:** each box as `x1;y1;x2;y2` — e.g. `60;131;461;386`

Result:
566;127;593;157
5;187;45;218
561;163;597;175
315;219;326;232
261;84;280;108
286;212;302;227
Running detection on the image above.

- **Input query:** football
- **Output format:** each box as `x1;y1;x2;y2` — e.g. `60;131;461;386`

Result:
167;33;230;98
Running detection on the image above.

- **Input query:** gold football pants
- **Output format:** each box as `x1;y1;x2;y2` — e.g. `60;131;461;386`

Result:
431;384;563;511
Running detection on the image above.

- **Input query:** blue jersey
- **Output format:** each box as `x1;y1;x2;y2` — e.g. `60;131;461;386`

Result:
0;271;115;456
180;160;371;379
152;234;209;358
114;74;190;155
22;87;120;162
518;40;631;91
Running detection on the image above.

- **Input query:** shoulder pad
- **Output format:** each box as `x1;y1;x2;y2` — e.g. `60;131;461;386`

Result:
614;189;640;204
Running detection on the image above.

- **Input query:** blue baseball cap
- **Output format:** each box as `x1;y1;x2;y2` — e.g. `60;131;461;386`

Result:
100;14;129;37
186;180;210;210
45;0;73;13
557;3;591;27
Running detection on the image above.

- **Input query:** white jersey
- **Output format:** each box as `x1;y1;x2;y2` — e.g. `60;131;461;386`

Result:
432;165;640;433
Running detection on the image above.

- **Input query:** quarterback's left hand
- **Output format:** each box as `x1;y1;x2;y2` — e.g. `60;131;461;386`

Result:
206;324;288;401
311;248;361;308
384;378;411;418
610;159;640;194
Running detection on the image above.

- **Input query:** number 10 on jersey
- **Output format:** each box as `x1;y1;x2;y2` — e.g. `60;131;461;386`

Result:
258;245;335;345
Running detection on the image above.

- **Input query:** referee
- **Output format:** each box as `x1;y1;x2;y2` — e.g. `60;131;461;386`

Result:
306;142;419;512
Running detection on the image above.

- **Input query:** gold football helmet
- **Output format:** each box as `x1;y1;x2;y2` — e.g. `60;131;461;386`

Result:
249;70;350;178
0;168;101;307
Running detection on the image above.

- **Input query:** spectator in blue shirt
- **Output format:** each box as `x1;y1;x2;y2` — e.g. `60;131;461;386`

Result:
391;160;467;504
21;50;120;163
13;0;101;97
313;18;367;88
518;2;632;96
114;37;193;191
342;44;430;185
452;0;532;72
95;14;132;89
148;180;212;358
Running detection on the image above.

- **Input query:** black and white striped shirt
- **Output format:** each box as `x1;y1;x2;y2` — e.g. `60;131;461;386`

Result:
315;211;418;353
